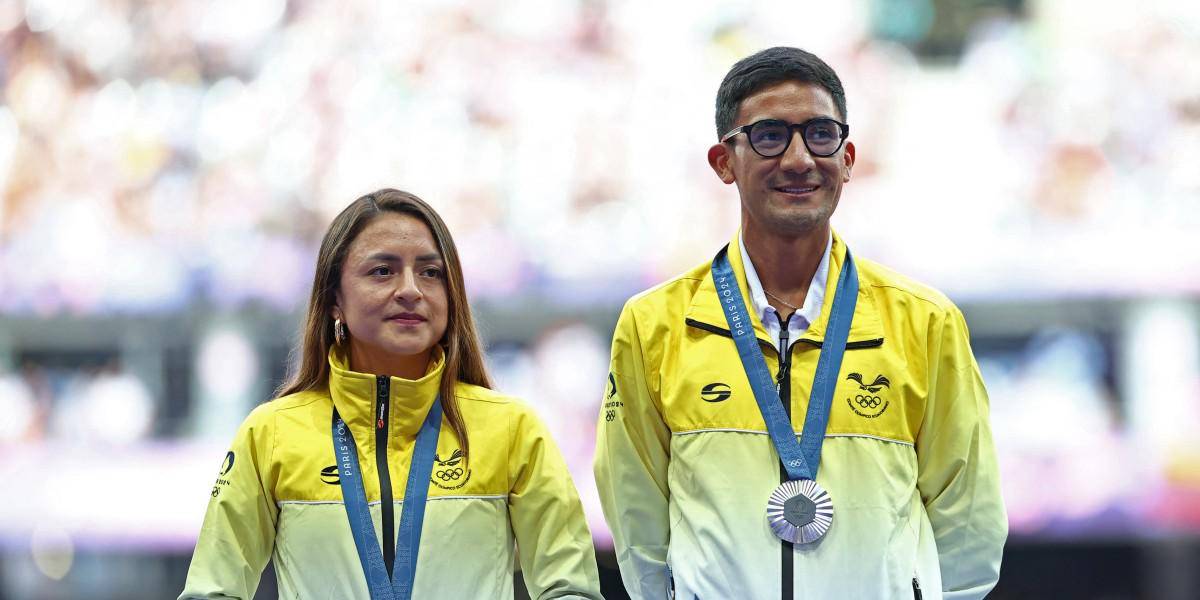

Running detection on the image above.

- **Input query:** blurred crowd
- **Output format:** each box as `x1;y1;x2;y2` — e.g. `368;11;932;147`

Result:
0;0;1198;571
1;0;1194;315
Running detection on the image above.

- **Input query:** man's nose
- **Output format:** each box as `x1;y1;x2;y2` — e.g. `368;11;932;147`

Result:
777;129;817;173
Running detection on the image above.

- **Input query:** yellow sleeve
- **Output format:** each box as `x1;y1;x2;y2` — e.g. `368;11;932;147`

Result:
916;306;1008;600
508;404;603;600
593;301;672;600
179;404;279;600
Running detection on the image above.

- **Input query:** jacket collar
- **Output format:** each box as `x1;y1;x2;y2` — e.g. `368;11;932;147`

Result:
685;229;885;346
327;345;445;438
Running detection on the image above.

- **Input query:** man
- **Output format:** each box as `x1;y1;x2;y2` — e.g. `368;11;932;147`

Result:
594;47;1007;600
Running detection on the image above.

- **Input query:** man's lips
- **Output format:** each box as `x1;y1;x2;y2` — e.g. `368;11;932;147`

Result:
774;183;820;195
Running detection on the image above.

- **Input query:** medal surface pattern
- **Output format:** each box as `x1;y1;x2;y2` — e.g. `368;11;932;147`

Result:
766;479;834;544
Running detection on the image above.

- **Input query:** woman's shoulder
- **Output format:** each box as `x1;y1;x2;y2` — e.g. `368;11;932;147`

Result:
454;381;519;407
453;384;559;455
453;382;544;422
244;388;329;424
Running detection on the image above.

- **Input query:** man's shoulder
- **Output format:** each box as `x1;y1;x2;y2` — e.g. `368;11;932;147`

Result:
856;255;959;316
621;258;711;320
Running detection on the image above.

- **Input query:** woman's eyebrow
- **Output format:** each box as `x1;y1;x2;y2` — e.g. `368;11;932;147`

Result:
363;252;442;262
364;252;401;262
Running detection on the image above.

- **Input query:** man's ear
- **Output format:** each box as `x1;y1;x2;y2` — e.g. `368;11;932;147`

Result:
708;143;736;185
842;141;856;183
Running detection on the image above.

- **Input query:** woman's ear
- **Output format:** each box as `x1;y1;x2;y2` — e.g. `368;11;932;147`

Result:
330;289;343;322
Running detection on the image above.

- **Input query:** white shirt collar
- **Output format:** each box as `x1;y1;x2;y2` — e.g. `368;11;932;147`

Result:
738;231;832;338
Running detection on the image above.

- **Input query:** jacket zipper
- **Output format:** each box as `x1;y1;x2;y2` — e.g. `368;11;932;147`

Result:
798;337;884;350
776;318;791;389
684;318;775;351
776;311;793;600
912;576;923;600
375;375;396;578
686;314;878;600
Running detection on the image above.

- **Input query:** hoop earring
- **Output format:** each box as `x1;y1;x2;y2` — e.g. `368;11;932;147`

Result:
334;318;347;346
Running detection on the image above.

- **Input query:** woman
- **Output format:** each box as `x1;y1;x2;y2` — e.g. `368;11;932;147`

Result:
180;189;603;599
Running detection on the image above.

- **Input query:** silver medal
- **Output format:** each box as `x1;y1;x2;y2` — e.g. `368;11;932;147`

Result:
766;479;833;544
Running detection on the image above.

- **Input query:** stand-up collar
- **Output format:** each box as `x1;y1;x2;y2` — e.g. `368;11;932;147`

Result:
739;230;830;339
685;229;884;346
327;345;445;438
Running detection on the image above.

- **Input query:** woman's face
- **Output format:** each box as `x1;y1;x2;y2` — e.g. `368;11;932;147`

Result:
333;212;449;376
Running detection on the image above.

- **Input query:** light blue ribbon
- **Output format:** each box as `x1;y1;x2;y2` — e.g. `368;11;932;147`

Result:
710;246;858;481
333;397;442;600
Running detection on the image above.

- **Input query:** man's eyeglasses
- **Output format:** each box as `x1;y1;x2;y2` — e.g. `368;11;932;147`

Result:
721;118;850;158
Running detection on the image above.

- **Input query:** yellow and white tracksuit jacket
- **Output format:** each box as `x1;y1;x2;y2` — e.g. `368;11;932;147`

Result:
181;347;602;600
594;232;1007;600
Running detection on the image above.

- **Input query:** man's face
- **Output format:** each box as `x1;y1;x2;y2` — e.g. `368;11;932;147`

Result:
708;81;855;238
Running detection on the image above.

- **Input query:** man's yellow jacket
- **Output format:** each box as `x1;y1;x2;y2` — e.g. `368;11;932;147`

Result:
594;233;1007;600
181;347;602;599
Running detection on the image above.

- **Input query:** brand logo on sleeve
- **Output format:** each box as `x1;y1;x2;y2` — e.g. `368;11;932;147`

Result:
700;382;732;403
211;451;235;498
604;372;623;422
431;449;471;490
846;373;890;418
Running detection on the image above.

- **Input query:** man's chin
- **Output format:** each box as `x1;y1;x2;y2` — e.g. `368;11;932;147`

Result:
763;209;831;238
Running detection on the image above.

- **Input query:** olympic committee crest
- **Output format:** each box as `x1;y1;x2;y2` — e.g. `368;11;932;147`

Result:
431;448;472;490
845;372;890;418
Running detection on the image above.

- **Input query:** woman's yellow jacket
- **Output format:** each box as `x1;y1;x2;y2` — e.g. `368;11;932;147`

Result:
181;347;602;599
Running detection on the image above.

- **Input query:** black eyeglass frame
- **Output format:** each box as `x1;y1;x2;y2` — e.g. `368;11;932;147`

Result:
720;117;851;158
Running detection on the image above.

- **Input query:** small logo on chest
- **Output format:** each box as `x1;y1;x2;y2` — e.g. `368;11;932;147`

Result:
431;449;472;490
845;373;890;418
320;465;340;485
700;382;732;403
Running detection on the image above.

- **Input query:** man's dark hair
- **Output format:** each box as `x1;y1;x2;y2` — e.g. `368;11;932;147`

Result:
714;47;847;138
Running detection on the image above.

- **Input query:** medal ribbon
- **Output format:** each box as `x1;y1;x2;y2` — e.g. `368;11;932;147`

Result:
710;244;858;481
332;397;442;600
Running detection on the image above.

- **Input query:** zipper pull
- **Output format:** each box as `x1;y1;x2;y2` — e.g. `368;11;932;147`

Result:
912;577;923;600
776;312;791;387
376;376;388;430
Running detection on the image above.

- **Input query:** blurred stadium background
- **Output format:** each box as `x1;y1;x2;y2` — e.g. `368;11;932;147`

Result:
1;0;1198;598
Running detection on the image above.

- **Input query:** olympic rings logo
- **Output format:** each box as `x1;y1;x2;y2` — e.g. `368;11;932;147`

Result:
855;394;882;409
436;468;464;481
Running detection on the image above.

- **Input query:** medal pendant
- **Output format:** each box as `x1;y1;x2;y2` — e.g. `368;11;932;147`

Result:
766;479;833;544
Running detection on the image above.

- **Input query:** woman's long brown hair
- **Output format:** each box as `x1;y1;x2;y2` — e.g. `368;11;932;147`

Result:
276;188;491;459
